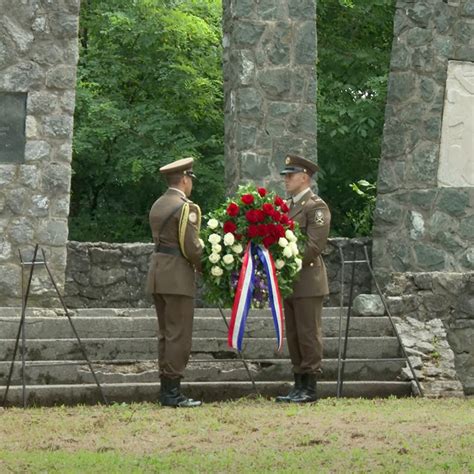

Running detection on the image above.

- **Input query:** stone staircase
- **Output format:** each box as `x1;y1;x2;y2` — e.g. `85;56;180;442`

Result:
0;307;412;405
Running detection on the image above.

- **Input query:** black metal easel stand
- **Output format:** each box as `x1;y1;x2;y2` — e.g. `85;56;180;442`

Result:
2;244;108;407
333;242;423;398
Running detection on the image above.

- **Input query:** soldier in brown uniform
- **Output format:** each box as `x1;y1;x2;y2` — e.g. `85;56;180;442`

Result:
276;154;331;403
146;157;203;407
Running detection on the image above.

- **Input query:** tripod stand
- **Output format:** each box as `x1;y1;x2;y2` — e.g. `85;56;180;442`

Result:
1;244;108;407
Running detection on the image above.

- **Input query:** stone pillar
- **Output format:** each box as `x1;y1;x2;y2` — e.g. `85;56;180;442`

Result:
223;0;317;193
373;0;474;282
0;0;80;305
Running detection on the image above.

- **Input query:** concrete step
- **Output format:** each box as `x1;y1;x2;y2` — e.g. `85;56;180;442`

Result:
0;315;394;339
0;337;402;361
0;381;413;405
0;307;354;318
0;358;406;384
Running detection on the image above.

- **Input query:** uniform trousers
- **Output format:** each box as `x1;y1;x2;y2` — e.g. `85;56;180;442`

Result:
284;296;324;374
153;294;194;379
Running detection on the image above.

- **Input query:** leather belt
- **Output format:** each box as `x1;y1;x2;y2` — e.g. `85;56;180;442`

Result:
155;244;182;257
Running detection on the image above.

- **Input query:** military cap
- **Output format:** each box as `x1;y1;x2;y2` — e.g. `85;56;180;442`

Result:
160;157;197;179
280;154;320;176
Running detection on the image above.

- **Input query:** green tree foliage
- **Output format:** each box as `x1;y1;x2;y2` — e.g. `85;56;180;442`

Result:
317;0;396;236
70;0;224;241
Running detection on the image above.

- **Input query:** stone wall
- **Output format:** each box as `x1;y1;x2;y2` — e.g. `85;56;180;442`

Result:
223;0;317;194
373;0;474;283
0;0;79;305
386;271;473;396
64;238;372;309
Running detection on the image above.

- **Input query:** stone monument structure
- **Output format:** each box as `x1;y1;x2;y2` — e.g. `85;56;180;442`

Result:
223;0;317;192
373;0;474;279
0;0;80;305
373;0;474;396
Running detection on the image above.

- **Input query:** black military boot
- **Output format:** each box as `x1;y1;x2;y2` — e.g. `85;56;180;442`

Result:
159;376;170;405
275;373;303;403
290;373;318;403
160;377;202;408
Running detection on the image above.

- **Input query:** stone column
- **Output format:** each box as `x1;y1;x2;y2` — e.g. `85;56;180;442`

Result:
373;0;474;282
0;0;80;305
223;0;317;193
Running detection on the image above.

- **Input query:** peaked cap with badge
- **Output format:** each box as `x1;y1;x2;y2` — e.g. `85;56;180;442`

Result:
159;157;197;179
280;154;320;176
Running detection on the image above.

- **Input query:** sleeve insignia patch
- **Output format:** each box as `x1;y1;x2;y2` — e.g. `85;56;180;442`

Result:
315;210;325;225
189;212;198;224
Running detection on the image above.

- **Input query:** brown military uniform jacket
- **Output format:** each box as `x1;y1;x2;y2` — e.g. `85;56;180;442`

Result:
146;188;203;297
289;189;331;298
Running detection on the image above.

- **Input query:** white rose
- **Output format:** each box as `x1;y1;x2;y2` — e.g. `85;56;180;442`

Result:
231;243;243;254
207;218;219;229
222;254;234;265
289;241;299;256
208;233;221;245
278;237;289;248
285;229;297;242
211;266;223;277
295;257;302;272
223;232;235;246
275;259;285;270
212;244;222;254
209;253;220;264
283;246;293;258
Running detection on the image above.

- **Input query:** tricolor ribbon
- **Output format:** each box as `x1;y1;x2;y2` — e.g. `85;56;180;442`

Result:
227;242;285;352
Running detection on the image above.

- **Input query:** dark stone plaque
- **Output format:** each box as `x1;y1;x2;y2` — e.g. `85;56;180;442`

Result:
0;92;27;163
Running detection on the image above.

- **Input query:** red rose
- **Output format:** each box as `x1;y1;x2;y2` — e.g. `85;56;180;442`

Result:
276;224;285;238
257;224;268;237
280;214;290;225
241;194;254;205
289;219;295;230
274;196;284;207
280;202;290;213
247;225;259;238
245;210;258;223
223;220;237;234
235;233;243;241
226;202;240;217
255;210;265;222
262;236;275;248
272;210;282;222
257;187;267;197
262;203;274;215
267;224;277;237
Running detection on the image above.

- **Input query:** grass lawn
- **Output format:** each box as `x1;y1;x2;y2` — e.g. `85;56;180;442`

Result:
0;398;473;473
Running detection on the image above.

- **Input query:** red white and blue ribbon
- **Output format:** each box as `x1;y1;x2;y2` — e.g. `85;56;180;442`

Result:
256;245;284;351
228;242;255;351
228;242;285;352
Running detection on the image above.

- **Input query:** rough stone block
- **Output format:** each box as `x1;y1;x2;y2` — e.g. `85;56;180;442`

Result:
232;21;265;47
294;21;316;65
352;294;385;316
414;243;446;271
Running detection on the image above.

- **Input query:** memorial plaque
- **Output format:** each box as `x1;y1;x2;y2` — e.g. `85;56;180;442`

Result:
438;61;474;187
0;92;27;163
